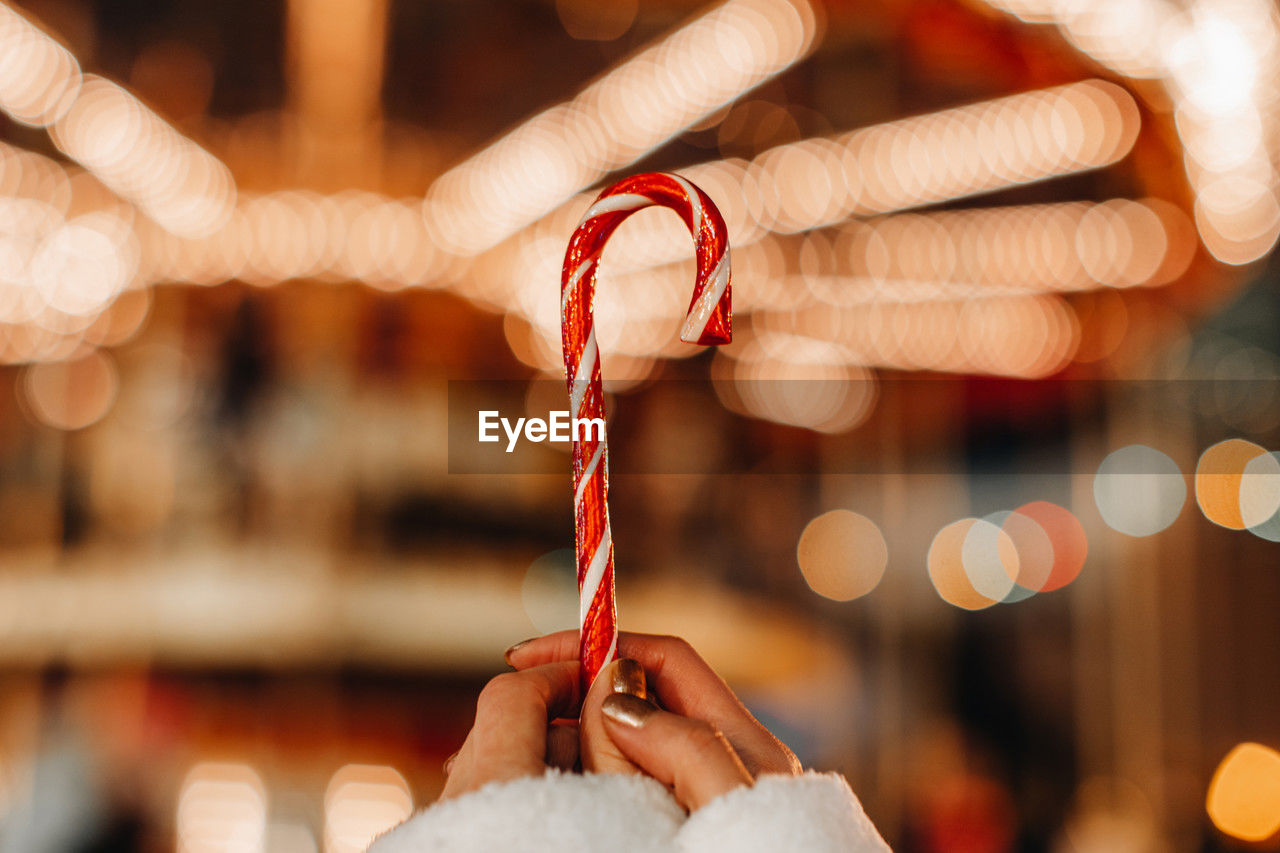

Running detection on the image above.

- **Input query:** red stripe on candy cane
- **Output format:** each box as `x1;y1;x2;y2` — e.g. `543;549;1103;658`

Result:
560;172;732;691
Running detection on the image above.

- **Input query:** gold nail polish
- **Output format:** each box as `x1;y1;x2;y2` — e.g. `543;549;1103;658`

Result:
503;638;534;665
611;658;647;700
601;693;656;728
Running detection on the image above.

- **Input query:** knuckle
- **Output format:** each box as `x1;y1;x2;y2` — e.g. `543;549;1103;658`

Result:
683;721;729;758
477;672;526;706
660;635;696;658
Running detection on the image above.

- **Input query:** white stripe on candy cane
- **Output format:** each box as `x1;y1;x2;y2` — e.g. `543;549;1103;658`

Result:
574;442;605;508
669;173;703;234
563;256;595;315
579;528;611;624
569;328;597;416
580;193;651;224
680;250;730;342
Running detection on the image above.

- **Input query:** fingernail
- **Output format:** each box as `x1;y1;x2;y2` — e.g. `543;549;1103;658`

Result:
442;751;458;775
601;693;656;728
611;658;647;700
503;638;534;665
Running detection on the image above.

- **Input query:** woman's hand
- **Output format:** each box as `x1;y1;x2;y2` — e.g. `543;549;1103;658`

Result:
438;661;583;800
506;632;801;810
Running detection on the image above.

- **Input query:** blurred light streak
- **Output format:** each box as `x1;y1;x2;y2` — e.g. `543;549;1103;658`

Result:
0;140;73;210
820;200;1189;293
324;765;413;853
51;74;235;237
0;153;141;366
711;333;878;431
980;0;1280;263
745;79;1140;233
492;81;1140;285
0;2;81;126
422;0;818;255
177;763;267;853
502;197;1183;332
1206;743;1280;842
747;293;1078;377
0;4;237;237
492;198;1171;379
1093;444;1186;536
140;191;443;289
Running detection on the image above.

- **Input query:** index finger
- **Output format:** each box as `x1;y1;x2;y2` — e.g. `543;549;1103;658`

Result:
442;660;581;799
472;660;582;733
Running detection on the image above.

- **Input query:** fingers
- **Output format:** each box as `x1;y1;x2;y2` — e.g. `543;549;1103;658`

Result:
441;661;581;799
505;631;578;667
507;632;731;718
507;633;800;777
600;693;753;812
579;658;648;775
545;721;579;771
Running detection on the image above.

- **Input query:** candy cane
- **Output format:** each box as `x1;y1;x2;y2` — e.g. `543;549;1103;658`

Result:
561;172;732;690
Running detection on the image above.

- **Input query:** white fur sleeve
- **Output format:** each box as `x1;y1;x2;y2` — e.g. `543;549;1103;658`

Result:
367;769;684;853
676;772;891;853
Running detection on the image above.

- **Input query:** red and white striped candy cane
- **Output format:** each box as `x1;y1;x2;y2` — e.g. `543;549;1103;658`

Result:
561;172;732;690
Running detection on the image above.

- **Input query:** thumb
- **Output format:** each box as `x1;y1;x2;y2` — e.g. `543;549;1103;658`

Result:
579;658;646;774
600;693;753;811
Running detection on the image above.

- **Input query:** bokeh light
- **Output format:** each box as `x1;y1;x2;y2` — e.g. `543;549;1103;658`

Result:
929;504;1086;610
1206;742;1280;842
961;516;1019;603
796;509;888;601
718;332;878;432
324;765;413;853
744;79;1140;235
980;0;1280;265
50;75;235;237
755;292;1078;378
423;0;818;255
1011;501;1087;592
929;519;999;610
21;349;119;430
1195;438;1270;529
521;548;578;633
556;0;638;41
0;3;82;127
177;763;267;853
988;510;1053;600
1093;445;1186;536
1240;451;1280;541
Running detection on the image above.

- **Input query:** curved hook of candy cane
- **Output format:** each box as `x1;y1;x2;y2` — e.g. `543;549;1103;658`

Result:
559;172;732;690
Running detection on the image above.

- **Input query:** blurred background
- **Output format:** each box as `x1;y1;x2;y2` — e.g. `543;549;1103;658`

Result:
0;0;1279;849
